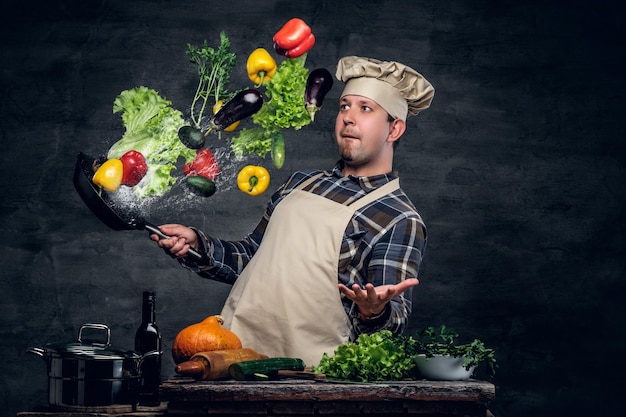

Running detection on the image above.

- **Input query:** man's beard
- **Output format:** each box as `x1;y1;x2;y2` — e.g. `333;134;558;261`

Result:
340;150;353;162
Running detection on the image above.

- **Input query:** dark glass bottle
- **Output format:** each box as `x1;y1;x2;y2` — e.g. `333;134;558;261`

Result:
135;291;162;406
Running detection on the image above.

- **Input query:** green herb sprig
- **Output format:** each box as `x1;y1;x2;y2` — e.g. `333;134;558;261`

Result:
415;325;497;378
186;32;237;128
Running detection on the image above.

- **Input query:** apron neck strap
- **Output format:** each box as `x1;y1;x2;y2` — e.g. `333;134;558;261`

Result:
348;178;400;210
296;173;325;191
297;173;400;211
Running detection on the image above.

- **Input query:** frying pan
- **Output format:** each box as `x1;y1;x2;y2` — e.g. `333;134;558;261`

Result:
73;152;201;259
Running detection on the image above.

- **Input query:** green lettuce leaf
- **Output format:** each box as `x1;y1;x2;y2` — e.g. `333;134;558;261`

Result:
231;55;311;158
106;86;196;198
253;55;311;132
231;127;273;159
312;330;417;382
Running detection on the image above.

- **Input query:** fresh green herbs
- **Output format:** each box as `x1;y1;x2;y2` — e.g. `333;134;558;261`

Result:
312;327;497;382
186;32;237;128
415;325;497;378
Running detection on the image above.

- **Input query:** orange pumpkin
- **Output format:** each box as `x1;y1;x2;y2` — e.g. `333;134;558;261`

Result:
171;315;242;364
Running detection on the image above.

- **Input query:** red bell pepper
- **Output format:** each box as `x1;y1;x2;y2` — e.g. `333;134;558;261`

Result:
119;150;148;187
183;148;221;180
273;18;315;58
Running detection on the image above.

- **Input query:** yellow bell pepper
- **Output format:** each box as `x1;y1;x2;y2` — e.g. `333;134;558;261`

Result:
237;165;270;196
213;100;240;132
246;48;277;87
92;158;123;192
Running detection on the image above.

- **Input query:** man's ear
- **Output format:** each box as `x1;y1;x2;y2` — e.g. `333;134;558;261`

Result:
387;118;406;143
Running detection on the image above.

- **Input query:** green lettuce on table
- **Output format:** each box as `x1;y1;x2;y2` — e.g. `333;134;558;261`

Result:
313;330;418;382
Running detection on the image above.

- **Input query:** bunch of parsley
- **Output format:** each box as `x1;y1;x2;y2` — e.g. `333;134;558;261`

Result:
186;32;237;129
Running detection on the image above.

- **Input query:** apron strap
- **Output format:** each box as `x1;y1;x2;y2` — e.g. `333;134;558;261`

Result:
295;172;324;191
348;179;400;211
296;173;400;211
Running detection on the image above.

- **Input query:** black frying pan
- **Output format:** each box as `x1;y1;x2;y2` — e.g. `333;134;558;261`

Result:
73;152;201;259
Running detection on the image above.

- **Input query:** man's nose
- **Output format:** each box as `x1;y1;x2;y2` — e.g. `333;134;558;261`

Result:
342;110;355;124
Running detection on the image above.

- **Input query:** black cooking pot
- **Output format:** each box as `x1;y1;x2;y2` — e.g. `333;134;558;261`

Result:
28;323;160;407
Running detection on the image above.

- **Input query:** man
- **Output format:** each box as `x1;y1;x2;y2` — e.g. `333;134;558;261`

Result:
152;56;435;365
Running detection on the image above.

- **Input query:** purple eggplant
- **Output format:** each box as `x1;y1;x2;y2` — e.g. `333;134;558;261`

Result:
305;68;333;121
206;89;264;135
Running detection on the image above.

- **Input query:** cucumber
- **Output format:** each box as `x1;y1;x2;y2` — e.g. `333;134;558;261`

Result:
186;175;216;197
271;132;285;169
178;125;205;149
229;357;305;381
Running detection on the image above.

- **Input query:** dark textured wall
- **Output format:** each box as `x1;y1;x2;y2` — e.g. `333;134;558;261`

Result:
1;1;624;416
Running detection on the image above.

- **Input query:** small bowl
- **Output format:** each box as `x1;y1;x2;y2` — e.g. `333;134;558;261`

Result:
414;354;475;380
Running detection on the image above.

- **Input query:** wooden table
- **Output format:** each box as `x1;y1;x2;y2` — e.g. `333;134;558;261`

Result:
16;403;167;417
160;377;496;417
17;378;495;417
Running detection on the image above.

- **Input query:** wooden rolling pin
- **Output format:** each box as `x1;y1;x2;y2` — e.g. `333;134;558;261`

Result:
175;348;268;380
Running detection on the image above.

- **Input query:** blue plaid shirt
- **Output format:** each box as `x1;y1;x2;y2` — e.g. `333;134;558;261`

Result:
185;162;427;339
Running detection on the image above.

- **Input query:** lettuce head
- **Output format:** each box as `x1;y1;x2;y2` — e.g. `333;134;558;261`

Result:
107;86;195;198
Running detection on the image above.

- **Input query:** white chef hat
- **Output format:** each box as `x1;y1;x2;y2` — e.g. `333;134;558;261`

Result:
336;56;435;121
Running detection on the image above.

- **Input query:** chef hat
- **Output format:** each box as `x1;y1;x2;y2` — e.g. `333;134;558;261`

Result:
336;56;435;121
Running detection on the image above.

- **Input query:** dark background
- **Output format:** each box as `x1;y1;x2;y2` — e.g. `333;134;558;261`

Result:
1;0;624;416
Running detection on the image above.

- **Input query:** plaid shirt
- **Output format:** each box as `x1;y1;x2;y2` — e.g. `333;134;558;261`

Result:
185;162;427;339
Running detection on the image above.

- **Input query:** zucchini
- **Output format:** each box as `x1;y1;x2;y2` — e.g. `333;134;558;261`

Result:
229;357;305;381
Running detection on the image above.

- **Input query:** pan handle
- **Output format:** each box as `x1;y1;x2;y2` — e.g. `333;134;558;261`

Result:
144;222;202;259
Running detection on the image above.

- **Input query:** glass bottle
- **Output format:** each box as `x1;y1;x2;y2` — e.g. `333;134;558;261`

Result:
135;291;162;406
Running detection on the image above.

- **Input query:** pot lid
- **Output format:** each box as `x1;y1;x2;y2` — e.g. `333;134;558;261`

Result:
41;323;139;360
44;342;139;360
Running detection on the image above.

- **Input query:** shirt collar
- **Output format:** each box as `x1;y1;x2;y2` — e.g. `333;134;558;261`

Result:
324;161;398;191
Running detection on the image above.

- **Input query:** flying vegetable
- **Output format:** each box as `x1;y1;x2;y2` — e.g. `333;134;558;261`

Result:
206;89;264;136
183;148;221;180
237;165;270;196
92;158;123;192
246;48;277;87
273;18;315;58
213;100;240;132
119;150;148;187
304;68;334;121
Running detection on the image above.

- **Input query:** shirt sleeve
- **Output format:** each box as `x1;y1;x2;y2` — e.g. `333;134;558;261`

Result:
181;227;264;284
177;174;301;283
347;215;426;337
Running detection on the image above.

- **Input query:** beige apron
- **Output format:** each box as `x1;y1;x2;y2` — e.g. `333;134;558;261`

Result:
221;174;400;366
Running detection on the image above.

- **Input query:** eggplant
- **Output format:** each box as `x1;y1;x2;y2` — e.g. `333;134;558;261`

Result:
305;68;333;121
207;89;264;135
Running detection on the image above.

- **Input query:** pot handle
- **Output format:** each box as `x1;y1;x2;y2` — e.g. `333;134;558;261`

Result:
26;346;46;358
78;323;111;346
137;349;163;368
